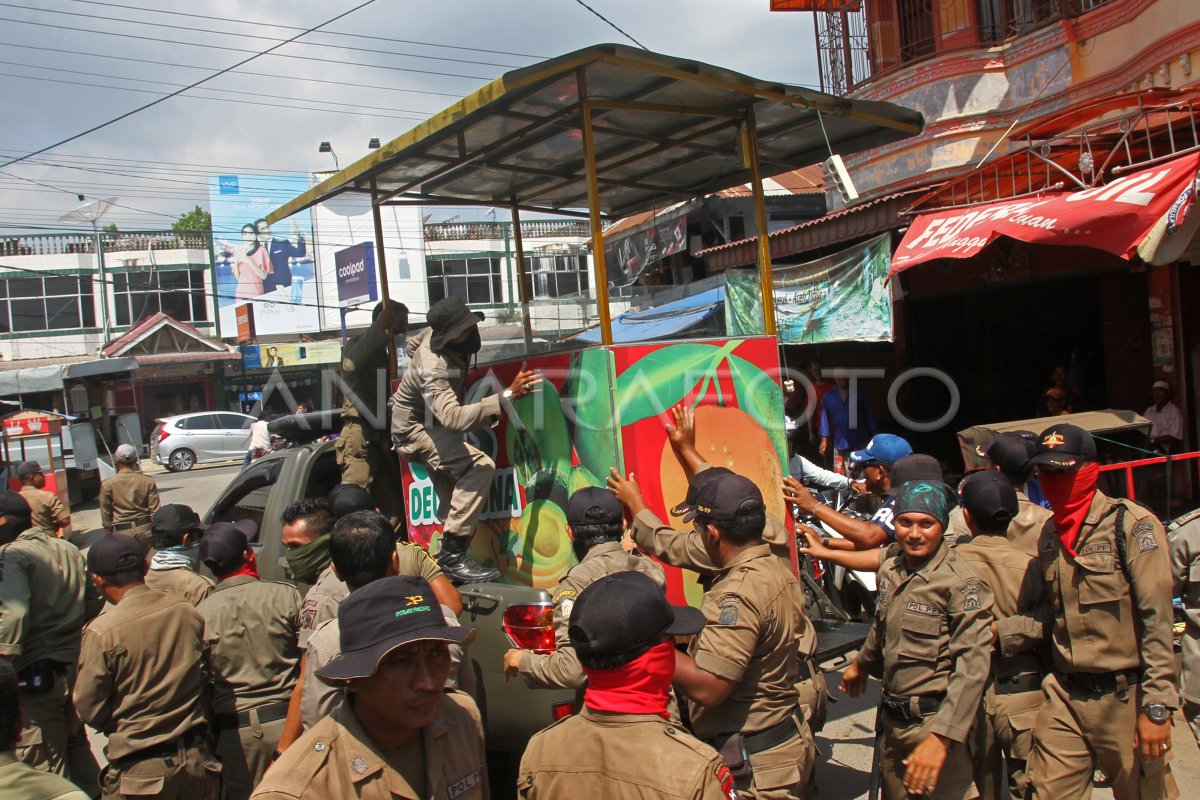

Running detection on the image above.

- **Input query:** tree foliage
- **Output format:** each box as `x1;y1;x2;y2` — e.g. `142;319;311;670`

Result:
173;205;212;233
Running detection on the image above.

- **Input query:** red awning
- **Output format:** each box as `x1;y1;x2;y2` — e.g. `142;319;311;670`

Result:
891;151;1200;277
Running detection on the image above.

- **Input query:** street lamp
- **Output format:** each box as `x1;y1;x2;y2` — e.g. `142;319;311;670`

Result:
318;141;339;170
59;196;118;347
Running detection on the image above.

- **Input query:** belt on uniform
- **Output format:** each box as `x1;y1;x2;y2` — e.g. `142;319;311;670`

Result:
731;709;803;756
215;700;290;732
881;691;944;726
1057;668;1142;695
994;672;1043;696
112;517;151;531
110;728;206;769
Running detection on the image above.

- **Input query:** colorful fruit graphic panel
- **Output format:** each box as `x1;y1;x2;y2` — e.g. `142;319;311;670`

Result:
397;336;789;597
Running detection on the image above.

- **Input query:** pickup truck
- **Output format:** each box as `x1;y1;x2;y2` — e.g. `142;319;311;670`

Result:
201;427;575;788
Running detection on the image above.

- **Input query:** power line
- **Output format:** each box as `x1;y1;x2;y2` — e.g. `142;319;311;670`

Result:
0;2;525;69
571;0;648;50
65;0;548;60
0;41;466;99
0;0;387;169
0;15;495;81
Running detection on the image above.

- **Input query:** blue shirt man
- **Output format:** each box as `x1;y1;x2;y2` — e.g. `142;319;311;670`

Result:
819;378;877;455
257;219;306;294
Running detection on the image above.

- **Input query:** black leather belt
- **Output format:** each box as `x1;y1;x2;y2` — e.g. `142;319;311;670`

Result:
215;700;290;732
995;672;1043;695
111;728;205;768
112;518;151;531
881;692;944;726
1058;668;1142;695
743;709;802;755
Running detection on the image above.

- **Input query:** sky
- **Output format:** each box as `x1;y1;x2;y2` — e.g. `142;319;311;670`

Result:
0;1;821;233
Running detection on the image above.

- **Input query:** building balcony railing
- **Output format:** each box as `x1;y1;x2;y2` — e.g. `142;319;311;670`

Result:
423;220;595;242
0;230;211;258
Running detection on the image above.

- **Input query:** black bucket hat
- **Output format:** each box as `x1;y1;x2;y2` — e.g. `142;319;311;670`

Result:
316;575;475;683
427;297;484;351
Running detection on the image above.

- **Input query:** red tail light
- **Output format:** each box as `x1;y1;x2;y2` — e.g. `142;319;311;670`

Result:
157;427;170;442
503;604;555;653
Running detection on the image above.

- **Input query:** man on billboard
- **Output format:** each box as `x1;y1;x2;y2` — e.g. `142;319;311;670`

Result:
257;218;306;297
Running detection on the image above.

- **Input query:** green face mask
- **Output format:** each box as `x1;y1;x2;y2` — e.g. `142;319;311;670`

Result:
285;533;331;583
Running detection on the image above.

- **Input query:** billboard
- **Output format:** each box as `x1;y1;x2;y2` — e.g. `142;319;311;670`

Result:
334;242;378;308
240;340;342;370
209;174;321;337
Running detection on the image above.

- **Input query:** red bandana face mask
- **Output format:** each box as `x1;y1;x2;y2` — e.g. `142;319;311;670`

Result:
1038;462;1099;557
217;549;260;582
582;640;675;719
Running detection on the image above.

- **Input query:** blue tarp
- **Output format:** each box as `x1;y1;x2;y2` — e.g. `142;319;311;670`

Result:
575;286;725;344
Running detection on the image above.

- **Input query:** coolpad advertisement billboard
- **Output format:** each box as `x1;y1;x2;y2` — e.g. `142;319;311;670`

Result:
209;174;321;336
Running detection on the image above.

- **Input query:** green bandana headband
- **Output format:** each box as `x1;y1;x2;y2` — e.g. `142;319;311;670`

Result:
891;480;957;531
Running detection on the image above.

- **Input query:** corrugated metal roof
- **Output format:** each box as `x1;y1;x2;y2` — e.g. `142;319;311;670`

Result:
267;44;922;223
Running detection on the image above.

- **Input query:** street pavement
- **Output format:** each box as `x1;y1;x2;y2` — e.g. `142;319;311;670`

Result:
65;461;1200;796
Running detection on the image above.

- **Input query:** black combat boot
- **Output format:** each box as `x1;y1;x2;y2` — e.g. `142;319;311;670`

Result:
436;535;500;584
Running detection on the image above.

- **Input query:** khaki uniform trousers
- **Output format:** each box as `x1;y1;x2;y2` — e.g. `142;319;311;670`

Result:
974;687;1041;800
881;714;977;800
396;425;494;542
734;716;815;800
335;418;405;532
100;739;220;800
1028;673;1178;800
214;712;286;800
16;668;100;796
1185;700;1200;749
114;522;153;553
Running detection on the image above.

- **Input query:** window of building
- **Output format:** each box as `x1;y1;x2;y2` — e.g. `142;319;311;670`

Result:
0;275;96;333
521;255;590;300
113;269;208;327
426;257;504;305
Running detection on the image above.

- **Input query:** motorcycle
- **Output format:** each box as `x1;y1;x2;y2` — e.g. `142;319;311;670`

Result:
793;484;879;621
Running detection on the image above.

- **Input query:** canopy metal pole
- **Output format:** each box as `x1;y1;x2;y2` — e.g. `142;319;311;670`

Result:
370;180;396;382
509;202;536;352
577;68;613;347
743;106;777;336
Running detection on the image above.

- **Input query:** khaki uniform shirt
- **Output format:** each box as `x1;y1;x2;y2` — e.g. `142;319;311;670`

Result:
518;707;736;800
145;564;215;607
197;575;302;715
998;491;1178;708
954;534;1045;681
98;469;160;528
19;485;69;533
251;692;487;800
298;543;444;648
1169;510;1200;704
632;508;817;659
688;544;804;740
340;320;393;428
0;751;90;800
390;328;501;446
0;527;90;671
946;491;1052;557
74;584;207;760
519;541;667;690
857;542;994;743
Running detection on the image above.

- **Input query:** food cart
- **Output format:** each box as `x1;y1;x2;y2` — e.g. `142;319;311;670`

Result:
267;44;923;606
1;409;72;512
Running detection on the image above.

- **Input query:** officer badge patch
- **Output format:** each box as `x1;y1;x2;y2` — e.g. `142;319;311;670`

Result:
961;581;982;611
559;598;575;620
1133;521;1159;553
448;768;481;799
351;756;368;775
718;605;739;626
716;764;737;800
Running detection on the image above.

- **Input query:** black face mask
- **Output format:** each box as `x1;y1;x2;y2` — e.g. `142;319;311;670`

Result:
444;327;482;356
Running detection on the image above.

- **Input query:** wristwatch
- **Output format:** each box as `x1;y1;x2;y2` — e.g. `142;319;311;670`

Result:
1144;703;1171;724
502;388;513;401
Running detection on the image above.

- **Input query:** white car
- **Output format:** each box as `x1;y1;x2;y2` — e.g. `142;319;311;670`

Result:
152;412;255;471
